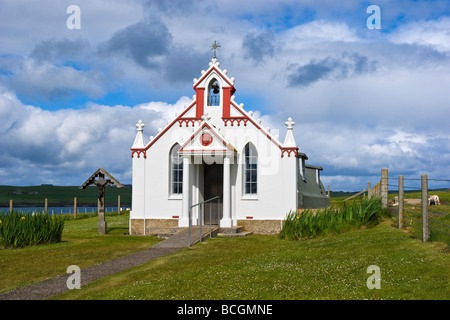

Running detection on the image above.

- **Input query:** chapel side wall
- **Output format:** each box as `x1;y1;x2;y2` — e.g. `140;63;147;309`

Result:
131;155;145;219
232;126;297;222
143;127;188;220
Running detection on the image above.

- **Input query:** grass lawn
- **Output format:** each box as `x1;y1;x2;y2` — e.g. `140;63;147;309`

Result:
0;211;161;294
1;209;448;300
53;220;449;300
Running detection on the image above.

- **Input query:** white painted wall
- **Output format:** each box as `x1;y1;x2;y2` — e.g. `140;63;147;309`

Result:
131;58;299;226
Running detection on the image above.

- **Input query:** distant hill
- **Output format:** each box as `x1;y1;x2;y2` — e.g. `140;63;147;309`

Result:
0;185;131;207
330;188;449;199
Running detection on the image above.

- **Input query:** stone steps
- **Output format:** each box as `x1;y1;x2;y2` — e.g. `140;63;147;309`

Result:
157;225;252;239
218;226;253;237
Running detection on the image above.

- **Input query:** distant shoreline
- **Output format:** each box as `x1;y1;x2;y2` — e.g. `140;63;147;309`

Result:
0;202;131;208
0;185;132;208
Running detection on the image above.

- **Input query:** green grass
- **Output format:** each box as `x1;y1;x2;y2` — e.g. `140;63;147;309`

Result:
53;220;449;300
1;208;448;300
386;190;450;244
0;211;161;294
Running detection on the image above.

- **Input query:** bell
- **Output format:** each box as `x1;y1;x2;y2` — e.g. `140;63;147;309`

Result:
212;82;219;94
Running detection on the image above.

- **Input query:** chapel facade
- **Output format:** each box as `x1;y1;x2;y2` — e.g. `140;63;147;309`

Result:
130;56;329;235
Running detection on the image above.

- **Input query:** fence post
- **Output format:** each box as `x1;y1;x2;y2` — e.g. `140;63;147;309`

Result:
327;185;330;198
74;197;77;220
398;175;404;229
381;169;388;208
44;198;48;213
9;199;13;213
421;174;429;242
367;182;371;199
118;195;121;215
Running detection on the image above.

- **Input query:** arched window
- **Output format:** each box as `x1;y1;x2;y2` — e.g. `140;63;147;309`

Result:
244;143;257;194
207;78;220;106
170;144;183;195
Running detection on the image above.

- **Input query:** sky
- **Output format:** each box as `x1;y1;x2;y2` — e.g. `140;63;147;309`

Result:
0;0;449;191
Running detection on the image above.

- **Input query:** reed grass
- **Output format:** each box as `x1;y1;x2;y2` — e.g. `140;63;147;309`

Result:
279;197;389;240
0;210;65;248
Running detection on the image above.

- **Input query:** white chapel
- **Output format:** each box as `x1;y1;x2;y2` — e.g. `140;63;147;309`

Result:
130;52;329;235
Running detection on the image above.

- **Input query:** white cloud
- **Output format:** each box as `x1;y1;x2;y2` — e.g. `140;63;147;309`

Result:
0;86;190;185
388;16;450;53
281;19;360;46
0;1;449;191
1;57;107;102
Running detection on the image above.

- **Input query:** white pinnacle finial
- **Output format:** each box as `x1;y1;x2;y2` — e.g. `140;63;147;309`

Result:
285;117;295;130
283;117;297;148
132;120;146;148
136;120;145;131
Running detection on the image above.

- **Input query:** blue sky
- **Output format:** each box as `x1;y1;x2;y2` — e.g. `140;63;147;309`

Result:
0;0;449;191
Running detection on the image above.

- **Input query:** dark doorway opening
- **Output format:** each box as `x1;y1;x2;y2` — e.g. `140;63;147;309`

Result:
203;163;223;225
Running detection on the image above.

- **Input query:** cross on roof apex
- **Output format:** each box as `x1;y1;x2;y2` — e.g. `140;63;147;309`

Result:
210;40;220;59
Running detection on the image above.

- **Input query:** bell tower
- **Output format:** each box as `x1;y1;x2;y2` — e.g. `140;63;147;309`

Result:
192;42;236;120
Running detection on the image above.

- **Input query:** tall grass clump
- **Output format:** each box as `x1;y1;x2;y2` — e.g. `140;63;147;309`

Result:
279;197;388;240
0;210;65;248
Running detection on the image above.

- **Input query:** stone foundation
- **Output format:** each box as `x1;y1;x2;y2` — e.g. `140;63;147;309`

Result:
237;219;282;235
130;218;283;236
130;219;178;236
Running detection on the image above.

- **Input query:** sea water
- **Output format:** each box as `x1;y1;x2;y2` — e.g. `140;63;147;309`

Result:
0;206;120;215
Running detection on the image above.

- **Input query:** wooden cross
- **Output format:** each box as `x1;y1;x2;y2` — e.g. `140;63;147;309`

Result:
80;168;123;234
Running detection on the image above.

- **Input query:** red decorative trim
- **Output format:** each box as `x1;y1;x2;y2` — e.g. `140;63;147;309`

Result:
172;216;179;219
177;118;201;127
246;216;253;219
141;101;197;152
178;101;196;118
222;117;249;126
195;87;205;118
281;148;299;158
229;100;284;150
179;122;234;153
131;149;147;159
193;66;234;89
178;149;232;153
222;87;231;118
201;133;213;146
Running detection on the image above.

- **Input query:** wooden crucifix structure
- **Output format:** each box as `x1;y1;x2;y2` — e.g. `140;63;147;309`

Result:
80;168;123;234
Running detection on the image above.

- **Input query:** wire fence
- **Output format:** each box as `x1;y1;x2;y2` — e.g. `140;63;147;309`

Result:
360;170;449;245
387;175;450;245
327;169;448;245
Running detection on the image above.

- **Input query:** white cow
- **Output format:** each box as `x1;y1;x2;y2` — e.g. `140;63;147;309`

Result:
428;195;440;205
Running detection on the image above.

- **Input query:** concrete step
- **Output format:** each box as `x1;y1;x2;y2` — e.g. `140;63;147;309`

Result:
217;226;253;237
217;231;253;237
219;226;243;234
154;226;220;248
156;225;252;243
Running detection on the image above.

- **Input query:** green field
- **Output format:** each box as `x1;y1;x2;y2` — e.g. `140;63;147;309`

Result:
0;211;159;294
0;185;131;207
52;220;450;300
1;210;448;300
